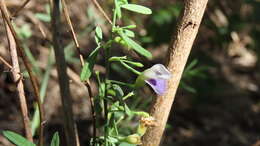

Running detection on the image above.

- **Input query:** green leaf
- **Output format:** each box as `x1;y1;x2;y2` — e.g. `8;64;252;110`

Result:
180;82;196;93
122;60;143;67
80;47;100;81
95;26;103;44
119;142;135;146
111;84;124;97
123;29;135;38
115;0;122;18
121;4;152;15
119;31;152;59
124;104;131;116
131;111;150;117
109;56;127;62
50;132;60;146
122;25;136;29
35;13;51;22
108;136;119;143
95;26;103;40
20;24;32;39
3;131;36;146
119;61;141;75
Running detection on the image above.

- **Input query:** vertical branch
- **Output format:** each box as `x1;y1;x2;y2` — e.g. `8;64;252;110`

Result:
0;1;44;145
60;0;96;144
142;0;208;145
51;0;77;145
2;15;33;142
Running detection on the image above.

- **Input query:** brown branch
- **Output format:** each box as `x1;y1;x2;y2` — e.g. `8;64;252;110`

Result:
142;0;209;145
25;12;48;40
91;0;112;24
24;11;53;45
11;0;31;17
61;0;84;66
51;0;77;145
0;1;44;145
1;20;33;142
0;55;12;69
61;0;97;143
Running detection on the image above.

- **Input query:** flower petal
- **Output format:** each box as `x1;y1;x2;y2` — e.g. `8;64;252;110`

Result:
143;64;171;80
145;78;167;95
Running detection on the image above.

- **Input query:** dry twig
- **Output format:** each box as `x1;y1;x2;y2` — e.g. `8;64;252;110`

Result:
91;0;112;24
142;0;209;145
12;0;31;17
1;22;33;141
61;0;96;143
0;55;12;69
0;1;44;145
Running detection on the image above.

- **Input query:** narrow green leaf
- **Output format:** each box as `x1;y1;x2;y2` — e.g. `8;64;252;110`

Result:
95;26;103;44
115;0;122;18
108;136;119;143
119;142;135;146
50;132;60;146
119;31;152;59
123;29;135;38
124;104;131;116
3;131;35;146
35;13;51;22
109;56;127;62
180;82;196;93
122;60;143;67
131;111;150;117
122;25;136;29
119;61;141;75
121;4;152;15
111;84;124;97
95;26;103;40
80;47;100;81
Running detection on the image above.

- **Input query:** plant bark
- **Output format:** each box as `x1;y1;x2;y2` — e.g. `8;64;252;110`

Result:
2;10;33;143
142;0;208;145
51;0;77;145
0;0;44;145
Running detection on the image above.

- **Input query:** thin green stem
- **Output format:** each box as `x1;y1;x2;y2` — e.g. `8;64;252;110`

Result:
104;38;110;146
119;61;141;75
102;5;120;146
108;80;134;88
112;8;117;30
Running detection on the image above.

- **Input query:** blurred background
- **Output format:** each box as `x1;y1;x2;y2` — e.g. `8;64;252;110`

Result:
0;0;260;145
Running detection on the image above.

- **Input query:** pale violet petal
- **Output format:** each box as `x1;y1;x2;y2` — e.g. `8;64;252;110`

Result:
143;64;171;80
150;64;171;79
145;78;167;95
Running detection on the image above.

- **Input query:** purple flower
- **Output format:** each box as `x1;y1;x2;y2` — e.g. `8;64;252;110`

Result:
136;64;171;95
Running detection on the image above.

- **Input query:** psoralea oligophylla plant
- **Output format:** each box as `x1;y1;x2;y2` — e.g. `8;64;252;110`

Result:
80;0;171;145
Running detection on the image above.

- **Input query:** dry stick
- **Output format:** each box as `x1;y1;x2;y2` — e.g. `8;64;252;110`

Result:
61;0;83;66
60;0;96;144
142;0;208;146
91;0;112;24
0;1;45;145
11;0;31;17
2;19;33;142
0;55;13;69
25;12;48;40
51;0;77;146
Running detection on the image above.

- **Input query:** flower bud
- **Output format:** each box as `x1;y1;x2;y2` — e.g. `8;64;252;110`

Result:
124;134;142;145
